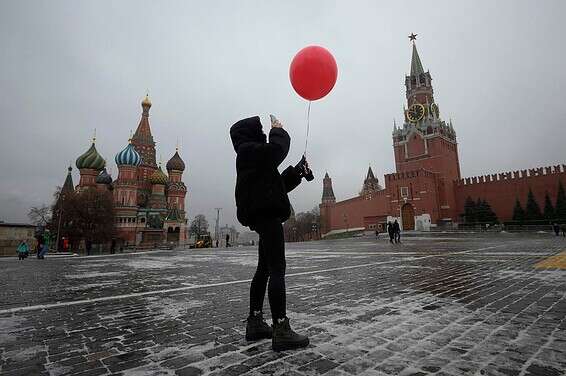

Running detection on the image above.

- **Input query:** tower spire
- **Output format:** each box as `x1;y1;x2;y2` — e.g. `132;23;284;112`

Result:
322;172;336;203
62;165;74;194
409;36;425;76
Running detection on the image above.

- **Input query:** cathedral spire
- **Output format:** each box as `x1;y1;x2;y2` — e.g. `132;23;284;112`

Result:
132;94;155;145
410;42;425;76
131;95;157;168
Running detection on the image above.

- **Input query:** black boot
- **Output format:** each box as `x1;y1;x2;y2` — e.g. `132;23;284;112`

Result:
245;312;273;341
272;317;309;352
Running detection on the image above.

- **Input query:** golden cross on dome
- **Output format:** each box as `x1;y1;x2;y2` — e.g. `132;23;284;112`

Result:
408;33;417;42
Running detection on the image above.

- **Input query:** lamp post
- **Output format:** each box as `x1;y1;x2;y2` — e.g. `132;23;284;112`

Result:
55;193;65;252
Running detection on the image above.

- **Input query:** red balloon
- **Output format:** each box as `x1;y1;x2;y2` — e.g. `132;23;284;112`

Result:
290;45;338;101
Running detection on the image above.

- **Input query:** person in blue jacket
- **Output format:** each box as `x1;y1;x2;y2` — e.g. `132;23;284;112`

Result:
17;240;29;260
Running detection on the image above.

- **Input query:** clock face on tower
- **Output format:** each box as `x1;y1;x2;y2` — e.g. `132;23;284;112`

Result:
407;103;425;123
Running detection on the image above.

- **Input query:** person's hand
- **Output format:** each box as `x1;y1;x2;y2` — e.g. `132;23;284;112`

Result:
270;114;283;129
295;155;314;181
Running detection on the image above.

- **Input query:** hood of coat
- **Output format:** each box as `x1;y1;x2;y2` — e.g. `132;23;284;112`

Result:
230;116;267;152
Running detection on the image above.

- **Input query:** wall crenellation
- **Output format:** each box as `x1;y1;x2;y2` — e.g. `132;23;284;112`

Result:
456;165;566;186
385;169;436;181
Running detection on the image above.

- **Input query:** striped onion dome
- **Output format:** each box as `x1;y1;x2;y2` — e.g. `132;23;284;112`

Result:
149;165;168;185
96;168;112;184
166;149;185;172
76;142;106;171
115;141;141;166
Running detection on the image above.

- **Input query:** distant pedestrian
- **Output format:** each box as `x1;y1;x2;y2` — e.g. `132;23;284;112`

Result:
16;240;29;260
561;224;566;237
226;234;230;247
553;223;560;236
85;239;92;256
35;235;43;259
230;115;311;351
393;220;401;243
110;238;116;254
375;229;379;239
387;221;394;243
38;232;50;259
62;237;70;252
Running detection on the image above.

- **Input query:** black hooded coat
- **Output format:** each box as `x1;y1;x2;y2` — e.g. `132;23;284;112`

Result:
230;116;302;227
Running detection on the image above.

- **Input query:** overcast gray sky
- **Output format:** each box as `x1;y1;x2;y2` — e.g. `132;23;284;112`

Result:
1;1;565;230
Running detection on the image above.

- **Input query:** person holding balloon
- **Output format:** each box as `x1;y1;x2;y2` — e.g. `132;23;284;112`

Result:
229;45;337;352
230;114;312;351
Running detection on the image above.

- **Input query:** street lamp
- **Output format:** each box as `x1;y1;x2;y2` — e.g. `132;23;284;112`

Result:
311;223;318;240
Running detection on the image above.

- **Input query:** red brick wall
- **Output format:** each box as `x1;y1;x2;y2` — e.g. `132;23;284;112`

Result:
328;190;391;231
454;167;566;222
322;169;445;233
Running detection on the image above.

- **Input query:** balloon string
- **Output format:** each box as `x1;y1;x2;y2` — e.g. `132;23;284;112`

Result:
304;101;311;156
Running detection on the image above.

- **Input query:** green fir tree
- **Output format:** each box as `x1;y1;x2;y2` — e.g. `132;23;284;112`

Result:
475;198;485;222
463;196;476;223
524;189;542;221
543;192;555;220
482;200;499;224
555;180;566;220
512;198;525;222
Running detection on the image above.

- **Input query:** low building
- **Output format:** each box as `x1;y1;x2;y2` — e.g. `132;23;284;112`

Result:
0;223;36;257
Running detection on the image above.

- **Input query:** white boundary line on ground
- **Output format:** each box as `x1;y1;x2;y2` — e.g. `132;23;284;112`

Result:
0;245;505;315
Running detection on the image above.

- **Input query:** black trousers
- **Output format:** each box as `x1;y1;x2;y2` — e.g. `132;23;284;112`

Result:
249;218;286;322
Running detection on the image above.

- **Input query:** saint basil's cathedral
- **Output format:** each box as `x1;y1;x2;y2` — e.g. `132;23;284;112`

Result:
61;95;188;245
320;36;566;235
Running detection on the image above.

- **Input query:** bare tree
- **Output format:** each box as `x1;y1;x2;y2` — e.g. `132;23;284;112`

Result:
28;205;51;226
189;214;209;237
51;187;116;249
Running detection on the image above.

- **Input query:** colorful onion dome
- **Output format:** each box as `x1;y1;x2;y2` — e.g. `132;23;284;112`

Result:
149;165;168;185
96;168;112;184
166;149;186;172
141;94;152;108
76;142;106;171
115;141;141;166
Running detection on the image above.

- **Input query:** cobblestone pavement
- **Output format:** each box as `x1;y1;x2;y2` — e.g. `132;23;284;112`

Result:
1;233;565;376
